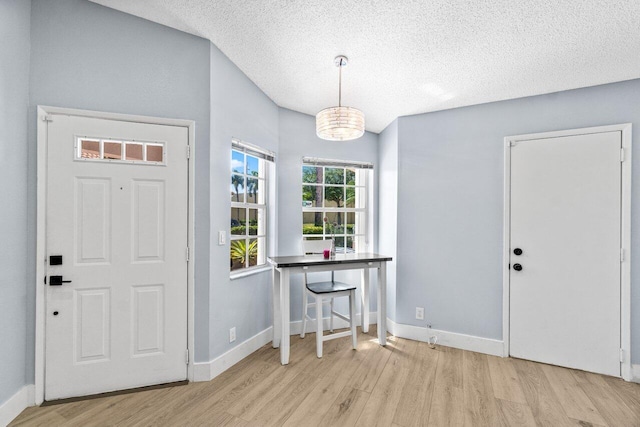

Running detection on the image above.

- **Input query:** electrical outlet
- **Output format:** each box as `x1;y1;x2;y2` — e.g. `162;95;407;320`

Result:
218;230;226;245
416;307;425;320
229;327;236;343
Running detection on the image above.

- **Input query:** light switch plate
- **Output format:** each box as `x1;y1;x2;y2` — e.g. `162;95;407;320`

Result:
218;230;226;245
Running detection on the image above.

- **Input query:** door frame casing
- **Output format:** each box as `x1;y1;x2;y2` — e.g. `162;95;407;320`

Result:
502;123;632;380
35;106;196;404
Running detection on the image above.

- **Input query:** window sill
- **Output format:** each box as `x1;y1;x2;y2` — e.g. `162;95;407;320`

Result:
230;265;272;280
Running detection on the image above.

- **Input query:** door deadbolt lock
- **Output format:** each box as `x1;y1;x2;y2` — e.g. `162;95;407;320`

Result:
49;276;72;286
513;248;523;256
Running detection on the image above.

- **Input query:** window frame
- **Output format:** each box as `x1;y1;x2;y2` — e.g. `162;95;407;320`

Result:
230;140;273;277
301;158;371;253
75;136;166;165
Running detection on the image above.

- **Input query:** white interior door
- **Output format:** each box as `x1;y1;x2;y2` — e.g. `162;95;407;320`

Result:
509;131;621;377
45;114;189;400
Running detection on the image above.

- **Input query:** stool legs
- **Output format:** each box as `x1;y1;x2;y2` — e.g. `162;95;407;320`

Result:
330;298;335;332
308;289;356;358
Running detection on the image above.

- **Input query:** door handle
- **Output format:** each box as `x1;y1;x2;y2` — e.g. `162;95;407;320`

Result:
49;275;72;286
513;264;523;271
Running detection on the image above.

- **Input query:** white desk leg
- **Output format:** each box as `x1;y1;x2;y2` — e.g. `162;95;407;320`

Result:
272;267;281;348
377;262;387;346
360;268;370;333
280;268;291;365
316;293;323;358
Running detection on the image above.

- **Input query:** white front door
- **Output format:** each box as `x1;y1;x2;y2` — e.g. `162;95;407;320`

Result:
45;114;189;400
509;131;621;377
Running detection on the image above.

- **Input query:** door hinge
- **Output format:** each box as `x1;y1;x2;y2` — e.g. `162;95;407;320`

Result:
621;248;625;262
186;145;191;159
42;115;53;122
621;148;625;162
620;348;625;363
186;247;190;262
185;349;190;364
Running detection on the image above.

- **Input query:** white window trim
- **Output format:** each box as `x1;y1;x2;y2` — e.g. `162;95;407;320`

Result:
301;159;372;251
230;143;273;275
232;137;275;162
230;265;272;280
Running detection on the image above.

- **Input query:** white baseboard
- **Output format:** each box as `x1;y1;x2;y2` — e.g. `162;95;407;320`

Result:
193;314;504;384
630;364;640;383
0;385;34;427
386;318;504;357
192;312;378;383
193;327;273;382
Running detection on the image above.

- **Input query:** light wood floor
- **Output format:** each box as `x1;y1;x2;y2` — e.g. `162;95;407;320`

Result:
12;327;640;426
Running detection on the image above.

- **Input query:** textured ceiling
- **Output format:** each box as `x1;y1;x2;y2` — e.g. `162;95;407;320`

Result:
91;0;640;133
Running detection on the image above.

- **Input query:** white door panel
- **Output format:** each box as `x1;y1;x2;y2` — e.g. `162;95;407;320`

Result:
45;115;188;400
509;131;621;377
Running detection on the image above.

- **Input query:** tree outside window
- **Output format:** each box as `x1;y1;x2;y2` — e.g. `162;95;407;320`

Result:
302;162;367;252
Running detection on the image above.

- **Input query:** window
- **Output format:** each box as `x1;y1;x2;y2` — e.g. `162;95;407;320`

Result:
77;137;165;164
230;139;274;273
302;157;371;252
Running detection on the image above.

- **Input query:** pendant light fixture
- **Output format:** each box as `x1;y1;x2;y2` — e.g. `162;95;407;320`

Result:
316;56;365;141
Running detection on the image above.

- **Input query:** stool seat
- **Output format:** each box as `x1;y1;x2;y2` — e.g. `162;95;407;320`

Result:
306;281;356;294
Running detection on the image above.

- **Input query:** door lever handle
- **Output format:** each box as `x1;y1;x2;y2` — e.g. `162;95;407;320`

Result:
49;275;72;286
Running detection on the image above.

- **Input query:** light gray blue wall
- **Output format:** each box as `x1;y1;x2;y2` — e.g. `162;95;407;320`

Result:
28;0;212;365
208;43;279;359
377;119;398;321
0;0;31;406
7;0;639;405
393;79;640;361
278;108;379;320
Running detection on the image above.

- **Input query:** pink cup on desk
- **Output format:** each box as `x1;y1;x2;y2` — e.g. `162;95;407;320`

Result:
323;249;330;259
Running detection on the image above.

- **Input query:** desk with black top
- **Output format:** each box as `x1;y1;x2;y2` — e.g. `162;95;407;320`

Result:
268;253;393;365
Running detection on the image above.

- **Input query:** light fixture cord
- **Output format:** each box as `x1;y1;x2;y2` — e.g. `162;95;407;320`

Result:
338;59;342;107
